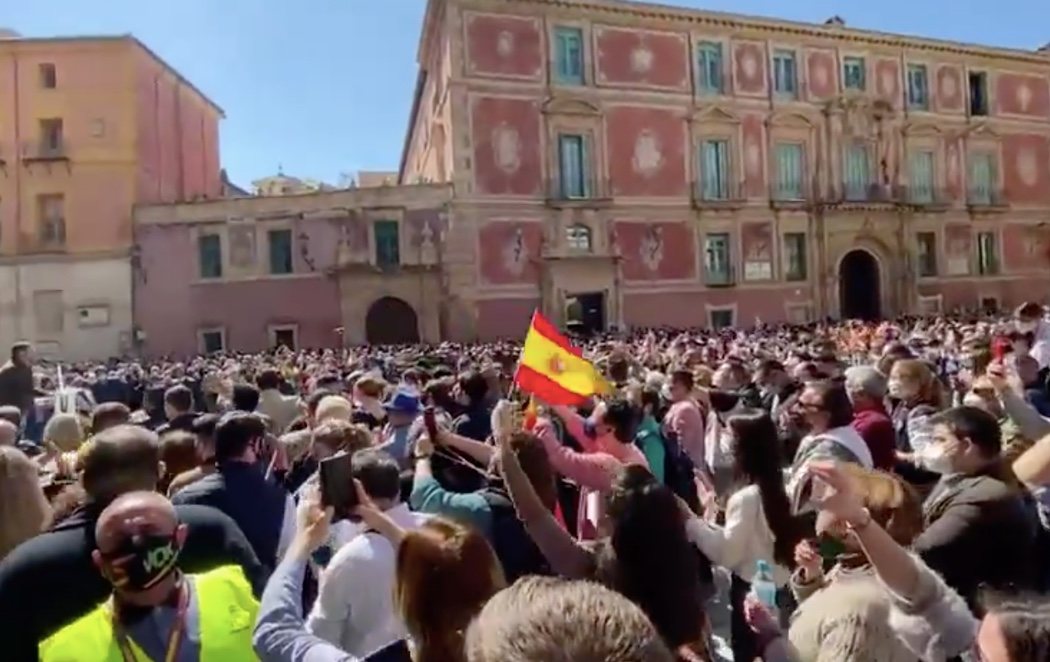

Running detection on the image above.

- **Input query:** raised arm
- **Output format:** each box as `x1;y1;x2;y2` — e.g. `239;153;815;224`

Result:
437;429;495;466
534;419;617;491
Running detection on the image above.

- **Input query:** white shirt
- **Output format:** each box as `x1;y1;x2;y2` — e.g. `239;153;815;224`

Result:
686;484;791;587
305;504;429;658
257;389;300;435
1031;320;1050;370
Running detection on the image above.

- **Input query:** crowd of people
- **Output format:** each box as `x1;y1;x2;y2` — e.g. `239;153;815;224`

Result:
1;301;1050;661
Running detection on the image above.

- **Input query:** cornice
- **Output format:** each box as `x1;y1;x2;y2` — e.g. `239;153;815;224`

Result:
493;0;1050;66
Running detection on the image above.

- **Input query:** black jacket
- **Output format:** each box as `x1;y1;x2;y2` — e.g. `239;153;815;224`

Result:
0;361;35;413
0;503;265;662
172;461;290;573
156;411;200;436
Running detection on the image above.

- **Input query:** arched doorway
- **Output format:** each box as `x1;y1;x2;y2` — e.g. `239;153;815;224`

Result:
365;297;420;345
838;250;881;320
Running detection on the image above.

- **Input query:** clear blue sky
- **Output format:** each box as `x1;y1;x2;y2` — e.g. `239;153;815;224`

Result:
6;0;1045;188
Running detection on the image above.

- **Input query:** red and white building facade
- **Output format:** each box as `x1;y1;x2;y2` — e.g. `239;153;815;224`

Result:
400;0;1050;338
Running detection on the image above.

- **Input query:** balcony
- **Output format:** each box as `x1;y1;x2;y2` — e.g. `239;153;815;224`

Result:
703;264;736;287
899;185;952;211
22;141;71;173
545;178;612;209
692;179;747;210
838;182;897;205
966;187;1009;212
770;182;812;209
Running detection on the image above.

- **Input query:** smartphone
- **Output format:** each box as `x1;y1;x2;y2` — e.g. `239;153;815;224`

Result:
319;453;358;521
423;406;439;442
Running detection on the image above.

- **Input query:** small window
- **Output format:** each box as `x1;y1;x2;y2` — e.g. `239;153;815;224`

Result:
977;232;999;275
39;63;57;89
773;50;798;99
566;223;592;251
704;233;732;285
709;308;735;329
557;134;590;199
77;305;111;328
199;329;225;354
783;232;808;281
696;42;723;95
907;64;929;110
553;26;584;85
39;118;64;154
36;194;66;247
843;56;865;91
198;233;223;279
374;220;400;270
969;71;988;116
267;229;293;275
270;326;297;350
916;232;937;277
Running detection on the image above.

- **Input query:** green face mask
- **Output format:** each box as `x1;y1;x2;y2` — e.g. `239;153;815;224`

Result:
817;534;848;561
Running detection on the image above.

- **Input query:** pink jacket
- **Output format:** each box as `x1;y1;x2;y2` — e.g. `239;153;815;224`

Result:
535;406;648;540
664;399;706;468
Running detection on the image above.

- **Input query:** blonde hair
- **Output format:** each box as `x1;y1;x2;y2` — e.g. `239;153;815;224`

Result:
43;413;84;453
395;517;505;662
314;395;353;424
0;448;51;561
890;359;946;408
841;464;923;546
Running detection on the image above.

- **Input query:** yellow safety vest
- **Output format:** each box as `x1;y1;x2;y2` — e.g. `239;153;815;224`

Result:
39;565;259;662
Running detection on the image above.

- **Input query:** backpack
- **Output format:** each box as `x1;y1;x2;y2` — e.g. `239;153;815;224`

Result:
479;489;551;583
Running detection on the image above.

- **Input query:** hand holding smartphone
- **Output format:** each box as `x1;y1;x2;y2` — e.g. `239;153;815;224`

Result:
319;453;358;521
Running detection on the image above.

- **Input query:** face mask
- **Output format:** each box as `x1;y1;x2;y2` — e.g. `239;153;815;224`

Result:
920;444;956;475
100;533;182;591
1018;321;1038;334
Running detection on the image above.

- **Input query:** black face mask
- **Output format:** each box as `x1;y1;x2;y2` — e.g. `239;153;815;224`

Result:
100;533;182;591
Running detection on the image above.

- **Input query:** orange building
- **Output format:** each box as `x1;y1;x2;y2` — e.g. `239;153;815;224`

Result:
399;0;1050;338
0;33;222;358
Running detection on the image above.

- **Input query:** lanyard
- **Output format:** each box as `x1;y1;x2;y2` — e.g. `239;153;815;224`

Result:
109;582;190;662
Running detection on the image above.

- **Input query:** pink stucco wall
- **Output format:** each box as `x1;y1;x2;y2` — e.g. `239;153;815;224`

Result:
134;221;342;357
134;47;222;205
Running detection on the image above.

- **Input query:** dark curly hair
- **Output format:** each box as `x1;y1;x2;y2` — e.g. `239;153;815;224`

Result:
597;465;705;648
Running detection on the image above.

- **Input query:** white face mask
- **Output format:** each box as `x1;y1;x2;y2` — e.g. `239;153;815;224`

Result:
1018;321;1038;335
920;444;956;474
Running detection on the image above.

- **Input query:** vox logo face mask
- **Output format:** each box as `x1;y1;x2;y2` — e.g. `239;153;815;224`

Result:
100;533;182;591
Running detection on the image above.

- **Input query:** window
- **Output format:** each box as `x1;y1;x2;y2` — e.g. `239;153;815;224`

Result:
773;50;798;99
270;325;297;350
710;308;735;329
33;290;64;335
267;229;293;275
36;194;65;247
374;220;400;270
907;64;929;110
843;56;866;91
566;223;592;251
554;27;584;85
784;232;808;281
916;232;937;277
77;305;111;328
199;329;225;354
39;63;57;89
696;42;723;94
969;72;988;116
198;233;223;279
908;150;935;203
977;232;999;275
699;139;730;200
774;143;804;200
557;134;589;198
39;118;64;155
704;233;732;284
844;144;871;200
968;152;996;205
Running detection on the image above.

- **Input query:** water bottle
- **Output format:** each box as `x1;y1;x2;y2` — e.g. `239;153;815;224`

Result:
752;559;778;609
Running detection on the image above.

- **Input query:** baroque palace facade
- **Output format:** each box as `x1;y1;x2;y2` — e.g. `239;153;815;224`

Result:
398;0;1050;338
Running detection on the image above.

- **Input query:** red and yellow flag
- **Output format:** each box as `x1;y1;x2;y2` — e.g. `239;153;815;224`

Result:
514;311;611;406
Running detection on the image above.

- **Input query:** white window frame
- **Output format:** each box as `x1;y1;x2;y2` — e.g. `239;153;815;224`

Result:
268;324;299;350
197;327;227;354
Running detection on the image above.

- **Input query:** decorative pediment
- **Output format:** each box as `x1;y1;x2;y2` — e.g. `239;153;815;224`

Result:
768;110;814;129
691;104;740;125
542;97;601;117
901;120;942;136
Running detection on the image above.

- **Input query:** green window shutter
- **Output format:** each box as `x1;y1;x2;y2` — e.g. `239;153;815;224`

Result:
268;229;293;274
554;27;584;84
373;221;400;269
198;234;222;279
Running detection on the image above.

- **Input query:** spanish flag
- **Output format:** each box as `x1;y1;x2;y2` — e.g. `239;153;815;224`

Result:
514;311;612;406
